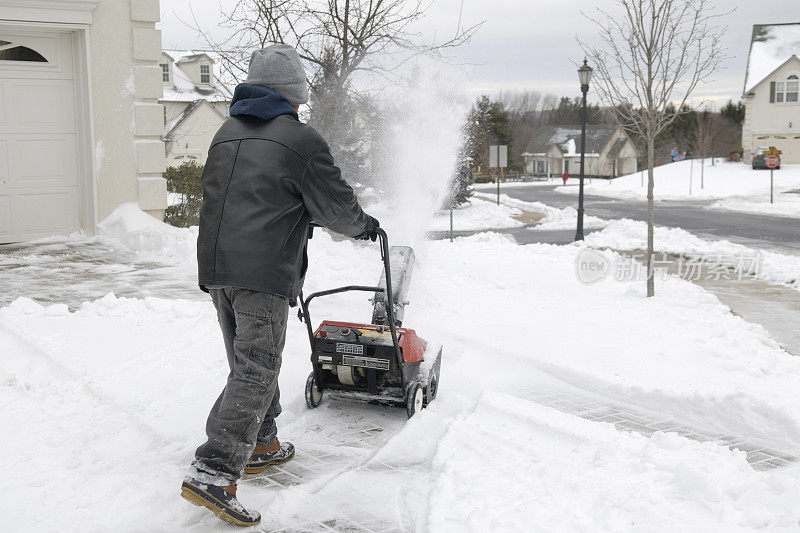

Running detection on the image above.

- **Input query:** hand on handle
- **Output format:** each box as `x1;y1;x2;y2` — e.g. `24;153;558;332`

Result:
354;216;380;242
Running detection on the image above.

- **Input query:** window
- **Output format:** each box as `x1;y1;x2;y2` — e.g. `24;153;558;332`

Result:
160;63;169;82
163;105;167;126
200;64;210;84
0;41;47;62
536;160;545;173
775;75;799;103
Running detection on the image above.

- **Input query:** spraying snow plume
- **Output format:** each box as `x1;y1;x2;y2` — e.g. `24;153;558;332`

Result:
365;69;469;247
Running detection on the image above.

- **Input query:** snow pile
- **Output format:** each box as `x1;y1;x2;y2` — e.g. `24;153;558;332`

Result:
586;218;800;290
429;196;524;231
556;160;800;202
98;202;197;264
429;392;800;531
478;192;607;231
473;180;555;190
711;193;800;218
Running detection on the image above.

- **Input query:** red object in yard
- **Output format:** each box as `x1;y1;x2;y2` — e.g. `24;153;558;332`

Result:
561;171;569;183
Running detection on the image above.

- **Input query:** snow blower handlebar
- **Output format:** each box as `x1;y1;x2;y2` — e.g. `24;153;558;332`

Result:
298;227;403;368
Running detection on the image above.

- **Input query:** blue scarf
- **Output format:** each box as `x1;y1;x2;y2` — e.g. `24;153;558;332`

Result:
229;83;298;121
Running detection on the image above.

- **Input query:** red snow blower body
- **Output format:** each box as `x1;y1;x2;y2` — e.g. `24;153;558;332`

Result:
299;227;441;418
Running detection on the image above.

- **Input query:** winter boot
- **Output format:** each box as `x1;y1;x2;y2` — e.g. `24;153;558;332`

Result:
180;478;261;527
244;438;295;474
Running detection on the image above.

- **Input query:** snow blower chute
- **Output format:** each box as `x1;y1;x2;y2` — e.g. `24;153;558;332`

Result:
298;227;441;418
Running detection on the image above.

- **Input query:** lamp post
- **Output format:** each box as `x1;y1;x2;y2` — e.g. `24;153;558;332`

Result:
575;58;593;241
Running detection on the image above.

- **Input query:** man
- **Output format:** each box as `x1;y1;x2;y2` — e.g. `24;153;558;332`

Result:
180;44;379;527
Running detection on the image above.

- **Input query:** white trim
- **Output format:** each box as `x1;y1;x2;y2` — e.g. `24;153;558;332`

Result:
0;1;99;25
72;27;97;235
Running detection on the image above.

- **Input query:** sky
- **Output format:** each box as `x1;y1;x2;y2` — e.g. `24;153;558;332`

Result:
157;0;800;109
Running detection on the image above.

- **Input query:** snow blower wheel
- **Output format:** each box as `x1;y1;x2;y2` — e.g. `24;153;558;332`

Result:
298;226;442;417
305;371;323;408
406;383;424;418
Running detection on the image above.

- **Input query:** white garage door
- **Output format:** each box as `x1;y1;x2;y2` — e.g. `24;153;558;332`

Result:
0;32;79;244
753;134;800;164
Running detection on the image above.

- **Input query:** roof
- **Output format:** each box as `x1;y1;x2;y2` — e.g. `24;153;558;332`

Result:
163;50;213;64
524;125;619;156
161;49;234;103
163;99;225;138
607;138;628;158
743;23;800;93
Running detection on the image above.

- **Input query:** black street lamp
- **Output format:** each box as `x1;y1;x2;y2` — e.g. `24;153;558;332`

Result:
575;58;593;241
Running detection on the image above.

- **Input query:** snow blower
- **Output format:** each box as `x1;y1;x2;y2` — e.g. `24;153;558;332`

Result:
298;227;441;418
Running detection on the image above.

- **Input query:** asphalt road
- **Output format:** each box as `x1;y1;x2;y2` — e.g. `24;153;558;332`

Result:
499;184;800;253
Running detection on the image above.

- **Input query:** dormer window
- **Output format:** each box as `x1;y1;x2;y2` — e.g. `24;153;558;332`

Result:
775;75;799;103
160;63;170;82
200;64;210;84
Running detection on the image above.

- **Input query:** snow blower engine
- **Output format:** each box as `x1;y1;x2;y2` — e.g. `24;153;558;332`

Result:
298;227;441;418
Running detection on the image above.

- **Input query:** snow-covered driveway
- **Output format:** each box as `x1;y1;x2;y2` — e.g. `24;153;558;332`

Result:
0;238;201;309
3;207;800;531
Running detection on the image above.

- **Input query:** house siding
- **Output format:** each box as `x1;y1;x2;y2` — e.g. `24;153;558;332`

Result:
742;56;800;164
524;125;637;178
89;0;166;220
165;101;226;166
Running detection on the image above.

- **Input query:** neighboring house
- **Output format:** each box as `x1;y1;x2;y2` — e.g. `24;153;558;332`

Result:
0;0;166;244
742;23;800;164
159;50;232;167
521;125;637;178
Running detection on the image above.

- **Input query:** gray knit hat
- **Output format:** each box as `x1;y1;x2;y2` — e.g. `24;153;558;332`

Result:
245;44;309;105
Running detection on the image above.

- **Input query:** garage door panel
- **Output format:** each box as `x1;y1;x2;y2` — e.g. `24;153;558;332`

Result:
16;189;78;236
16;136;77;186
0;195;11;239
3;80;75;134
0;33;71;79
0;139;7;184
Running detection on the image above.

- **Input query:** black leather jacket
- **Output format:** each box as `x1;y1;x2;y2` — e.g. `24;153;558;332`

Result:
197;114;370;300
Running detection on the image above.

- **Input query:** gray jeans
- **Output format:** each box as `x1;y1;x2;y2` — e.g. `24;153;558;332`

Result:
190;287;289;484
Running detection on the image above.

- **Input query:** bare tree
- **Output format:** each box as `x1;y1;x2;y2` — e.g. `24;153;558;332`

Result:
190;1;480;183
497;90;543;170
581;0;725;296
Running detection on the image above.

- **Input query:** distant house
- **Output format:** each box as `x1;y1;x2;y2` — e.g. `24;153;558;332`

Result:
159;50;232;167
521;125;637;178
742;23;800;164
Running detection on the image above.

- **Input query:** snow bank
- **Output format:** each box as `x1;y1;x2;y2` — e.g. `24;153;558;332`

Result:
556;161;800;202
586;218;800;290
473;180;555;190
98;202;197;264
476;192;607;231
429;391;800;531
429;196;524;231
711;194;800;218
